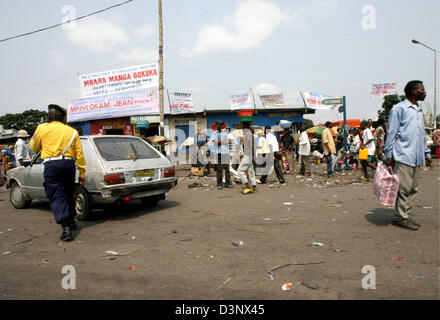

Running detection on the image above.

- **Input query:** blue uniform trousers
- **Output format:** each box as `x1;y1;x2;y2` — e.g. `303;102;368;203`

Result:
43;159;76;226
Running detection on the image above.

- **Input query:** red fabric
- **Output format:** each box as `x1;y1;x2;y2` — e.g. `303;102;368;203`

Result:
373;164;400;207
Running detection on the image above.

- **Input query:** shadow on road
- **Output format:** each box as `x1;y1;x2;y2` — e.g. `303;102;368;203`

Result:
365;208;395;226
95;199;181;222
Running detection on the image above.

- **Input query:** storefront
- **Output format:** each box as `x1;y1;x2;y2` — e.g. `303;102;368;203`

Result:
166;113;206;154
130;115;161;138
205;108;315;134
89;117;133;136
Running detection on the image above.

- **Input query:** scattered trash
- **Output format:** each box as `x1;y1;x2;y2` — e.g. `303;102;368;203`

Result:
268;262;325;280
232;241;244;247
283;202;293;206
330;204;342;208
41;260;50;264
217;277;231;290
414;275;424;279
281;283;293;291
264;218;271;221
179;238;193;242
101;245;145;257
423;206;433;209
394;257;407;262
2;251;11;255
366;211;374;214
333;249;344;252
209;255;214;259
312;242;325;247
299;282;318;290
128;266;136;270
131;236;136;240
7;229;12;231
188;182;204;188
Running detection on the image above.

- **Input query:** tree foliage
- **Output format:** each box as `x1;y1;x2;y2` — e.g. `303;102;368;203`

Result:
303;118;314;129
0;109;47;136
377;94;405;122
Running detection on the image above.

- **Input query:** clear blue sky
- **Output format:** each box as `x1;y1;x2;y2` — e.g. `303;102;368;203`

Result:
0;0;438;124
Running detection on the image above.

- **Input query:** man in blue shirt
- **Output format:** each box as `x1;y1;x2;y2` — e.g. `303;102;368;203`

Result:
384;80;427;230
211;120;231;189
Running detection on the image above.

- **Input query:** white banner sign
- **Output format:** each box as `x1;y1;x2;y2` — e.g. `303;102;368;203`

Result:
303;92;342;110
67;89;159;123
168;91;195;114
371;82;397;97
259;93;285;108
229;93;254;110
78;63;159;98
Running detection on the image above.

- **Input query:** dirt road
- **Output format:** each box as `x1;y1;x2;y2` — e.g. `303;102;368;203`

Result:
0;161;438;300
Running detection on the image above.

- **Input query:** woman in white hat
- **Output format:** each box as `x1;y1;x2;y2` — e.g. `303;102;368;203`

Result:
14;130;31;166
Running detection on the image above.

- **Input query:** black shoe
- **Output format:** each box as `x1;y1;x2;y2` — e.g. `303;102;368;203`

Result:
68;219;78;231
60;226;73;241
392;219;418;230
408;217;421;227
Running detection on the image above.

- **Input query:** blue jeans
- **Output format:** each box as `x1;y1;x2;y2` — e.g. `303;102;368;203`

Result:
327;153;336;176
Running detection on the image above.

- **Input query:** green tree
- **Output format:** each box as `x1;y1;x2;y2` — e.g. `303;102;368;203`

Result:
377;94;405;122
0;109;47;136
303;118;314;129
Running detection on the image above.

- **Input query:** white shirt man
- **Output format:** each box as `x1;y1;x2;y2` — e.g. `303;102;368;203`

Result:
14;130;31;167
362;127;376;156
299;131;311;156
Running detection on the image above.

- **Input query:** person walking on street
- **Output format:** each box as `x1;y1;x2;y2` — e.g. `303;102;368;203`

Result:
14;130;32;167
298;125;311;176
211;120;231;189
29;104;86;242
261;126;285;185
384;80;427;230
360;120;377;181
348;129;360;171
322;121;336;178
237;121;257;194
281;128;295;174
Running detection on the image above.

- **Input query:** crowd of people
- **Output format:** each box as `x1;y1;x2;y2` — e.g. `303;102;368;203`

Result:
191;80;437;232
6;81;439;242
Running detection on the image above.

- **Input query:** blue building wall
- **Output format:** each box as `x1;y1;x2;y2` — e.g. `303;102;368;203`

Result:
71;122;91;135
206;111;303;131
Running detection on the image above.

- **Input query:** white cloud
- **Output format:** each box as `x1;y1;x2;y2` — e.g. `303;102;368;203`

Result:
135;25;155;39
117;47;157;64
183;0;291;56
65;16;129;53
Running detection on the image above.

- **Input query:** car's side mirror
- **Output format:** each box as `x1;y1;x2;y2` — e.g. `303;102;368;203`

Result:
22;160;31;167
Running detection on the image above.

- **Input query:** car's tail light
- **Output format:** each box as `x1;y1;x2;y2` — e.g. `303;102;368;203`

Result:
104;173;125;185
164;167;175;177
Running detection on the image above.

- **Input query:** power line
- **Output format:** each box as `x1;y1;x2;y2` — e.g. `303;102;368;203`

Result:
0;0;134;43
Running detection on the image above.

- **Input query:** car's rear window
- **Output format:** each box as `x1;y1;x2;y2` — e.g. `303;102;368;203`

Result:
93;137;161;161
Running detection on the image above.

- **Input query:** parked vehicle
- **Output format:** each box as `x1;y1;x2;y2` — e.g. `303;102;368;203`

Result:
6;135;177;220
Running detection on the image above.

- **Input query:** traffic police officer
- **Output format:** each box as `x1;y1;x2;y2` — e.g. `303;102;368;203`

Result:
30;104;86;241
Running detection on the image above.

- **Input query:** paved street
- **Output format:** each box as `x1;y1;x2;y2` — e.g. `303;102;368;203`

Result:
0;161;439;299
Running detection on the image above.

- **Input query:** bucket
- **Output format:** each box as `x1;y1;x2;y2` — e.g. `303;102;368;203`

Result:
237;109;254;117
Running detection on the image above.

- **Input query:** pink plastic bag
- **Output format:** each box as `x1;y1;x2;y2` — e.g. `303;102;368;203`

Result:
373;163;400;207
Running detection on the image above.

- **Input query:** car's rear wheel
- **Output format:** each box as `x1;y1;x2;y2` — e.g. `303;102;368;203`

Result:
75;186;93;221
9;182;32;209
140;195;161;207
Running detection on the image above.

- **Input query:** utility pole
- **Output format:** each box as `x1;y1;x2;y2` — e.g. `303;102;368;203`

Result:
158;0;164;137
412;39;437;128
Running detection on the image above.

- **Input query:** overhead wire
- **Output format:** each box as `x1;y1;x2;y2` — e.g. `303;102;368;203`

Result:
0;0;134;43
